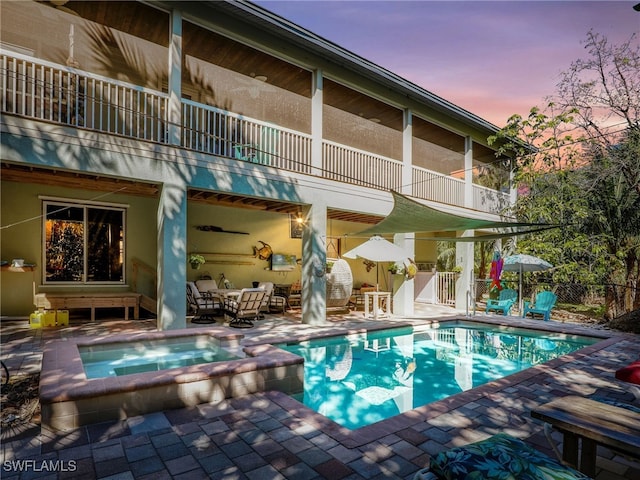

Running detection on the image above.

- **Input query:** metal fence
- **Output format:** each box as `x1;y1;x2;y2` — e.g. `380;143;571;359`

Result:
473;279;637;318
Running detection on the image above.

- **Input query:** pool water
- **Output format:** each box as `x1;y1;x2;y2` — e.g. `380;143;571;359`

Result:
80;337;242;378
277;323;597;430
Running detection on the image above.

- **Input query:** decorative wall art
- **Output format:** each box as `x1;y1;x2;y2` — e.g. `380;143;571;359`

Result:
271;254;297;271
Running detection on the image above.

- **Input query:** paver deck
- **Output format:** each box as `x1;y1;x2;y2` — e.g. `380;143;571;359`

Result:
2;305;639;479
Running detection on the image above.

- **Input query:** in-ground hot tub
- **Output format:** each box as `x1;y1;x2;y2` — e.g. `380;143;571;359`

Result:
40;327;303;431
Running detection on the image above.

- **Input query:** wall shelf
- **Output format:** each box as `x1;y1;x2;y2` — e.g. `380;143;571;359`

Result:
1;265;36;272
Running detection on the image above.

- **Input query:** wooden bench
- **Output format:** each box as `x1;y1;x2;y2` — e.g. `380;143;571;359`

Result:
34;292;142;322
531;395;640;476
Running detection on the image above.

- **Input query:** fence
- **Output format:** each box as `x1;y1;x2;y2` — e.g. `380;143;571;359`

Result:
473;279;638;318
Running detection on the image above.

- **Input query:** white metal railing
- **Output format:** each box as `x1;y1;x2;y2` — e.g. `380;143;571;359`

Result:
472;184;510;214
411;166;465;207
322;140;403;190
1;52;168;142
436;272;457;305
181;100;312;174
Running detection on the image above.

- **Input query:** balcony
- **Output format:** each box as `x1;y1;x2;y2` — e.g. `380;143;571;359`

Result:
1;52;509;214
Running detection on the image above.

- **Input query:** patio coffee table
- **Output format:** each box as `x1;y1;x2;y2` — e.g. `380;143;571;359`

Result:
531;395;640;476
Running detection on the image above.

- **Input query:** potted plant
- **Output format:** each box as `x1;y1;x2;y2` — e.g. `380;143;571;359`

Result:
189;253;206;270
326;261;335;273
388;263;403;275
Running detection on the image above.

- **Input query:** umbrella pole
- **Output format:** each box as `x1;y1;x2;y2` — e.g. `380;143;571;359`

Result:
519;265;523;314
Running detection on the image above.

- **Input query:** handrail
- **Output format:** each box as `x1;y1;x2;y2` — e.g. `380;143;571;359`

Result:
412;166;465;207
181;100;312;174
472;183;510;214
322;140;403;191
1;50;168;97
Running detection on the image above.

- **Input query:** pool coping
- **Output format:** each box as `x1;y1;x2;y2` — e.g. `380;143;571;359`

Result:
39;326;304;430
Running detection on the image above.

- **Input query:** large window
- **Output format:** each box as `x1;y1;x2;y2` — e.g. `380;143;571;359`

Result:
44;200;125;284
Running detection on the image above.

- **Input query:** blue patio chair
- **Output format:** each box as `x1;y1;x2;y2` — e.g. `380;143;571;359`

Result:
485;288;518;315
523;290;557;321
233;143;258;162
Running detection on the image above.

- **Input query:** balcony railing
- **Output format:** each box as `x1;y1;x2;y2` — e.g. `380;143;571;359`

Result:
411;166;465;206
1;51;509;214
322;140;403;190
473;184;510;214
1;53;168;142
182;100;312;174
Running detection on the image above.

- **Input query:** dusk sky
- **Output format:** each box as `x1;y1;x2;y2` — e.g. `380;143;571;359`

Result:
255;1;639;127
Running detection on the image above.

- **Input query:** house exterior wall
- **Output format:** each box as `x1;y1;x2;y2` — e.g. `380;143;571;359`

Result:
0;180;157;317
0;1;516;323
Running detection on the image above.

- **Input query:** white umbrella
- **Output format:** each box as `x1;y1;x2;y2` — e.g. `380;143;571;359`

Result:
343;236;408;290
503;254;553;312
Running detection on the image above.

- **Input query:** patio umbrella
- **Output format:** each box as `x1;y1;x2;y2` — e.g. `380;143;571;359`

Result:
503;254;553;312
343;235;408;290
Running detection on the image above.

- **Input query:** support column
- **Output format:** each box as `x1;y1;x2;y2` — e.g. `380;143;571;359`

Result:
393;109;415;316
311;69;323;173
167;9;182;146
393;233;415;316
401;109;413;195
301;201;327;325
456;136;475;312
157;181;187;330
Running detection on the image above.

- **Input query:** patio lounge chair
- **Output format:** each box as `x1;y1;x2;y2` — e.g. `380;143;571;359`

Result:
270;284;291;313
195;278;219;293
413;433;589;480
523;290;557;321
187;281;222;323
224;288;267;328
287;281;301;308
485;288;518;315
257;281;274;316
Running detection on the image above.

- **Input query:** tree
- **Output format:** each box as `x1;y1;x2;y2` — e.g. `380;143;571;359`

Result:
489;31;640;320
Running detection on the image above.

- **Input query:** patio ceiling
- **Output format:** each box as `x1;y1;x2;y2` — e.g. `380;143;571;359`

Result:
187;189;383;225
0;163;382;225
0;162;160;197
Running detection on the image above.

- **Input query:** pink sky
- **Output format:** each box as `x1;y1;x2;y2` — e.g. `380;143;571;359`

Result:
255;1;639;127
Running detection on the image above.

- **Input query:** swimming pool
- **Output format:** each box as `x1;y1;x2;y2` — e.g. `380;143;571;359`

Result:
277;322;598;429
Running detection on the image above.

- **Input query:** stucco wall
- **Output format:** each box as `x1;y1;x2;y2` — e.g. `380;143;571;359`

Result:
0;181;157;317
